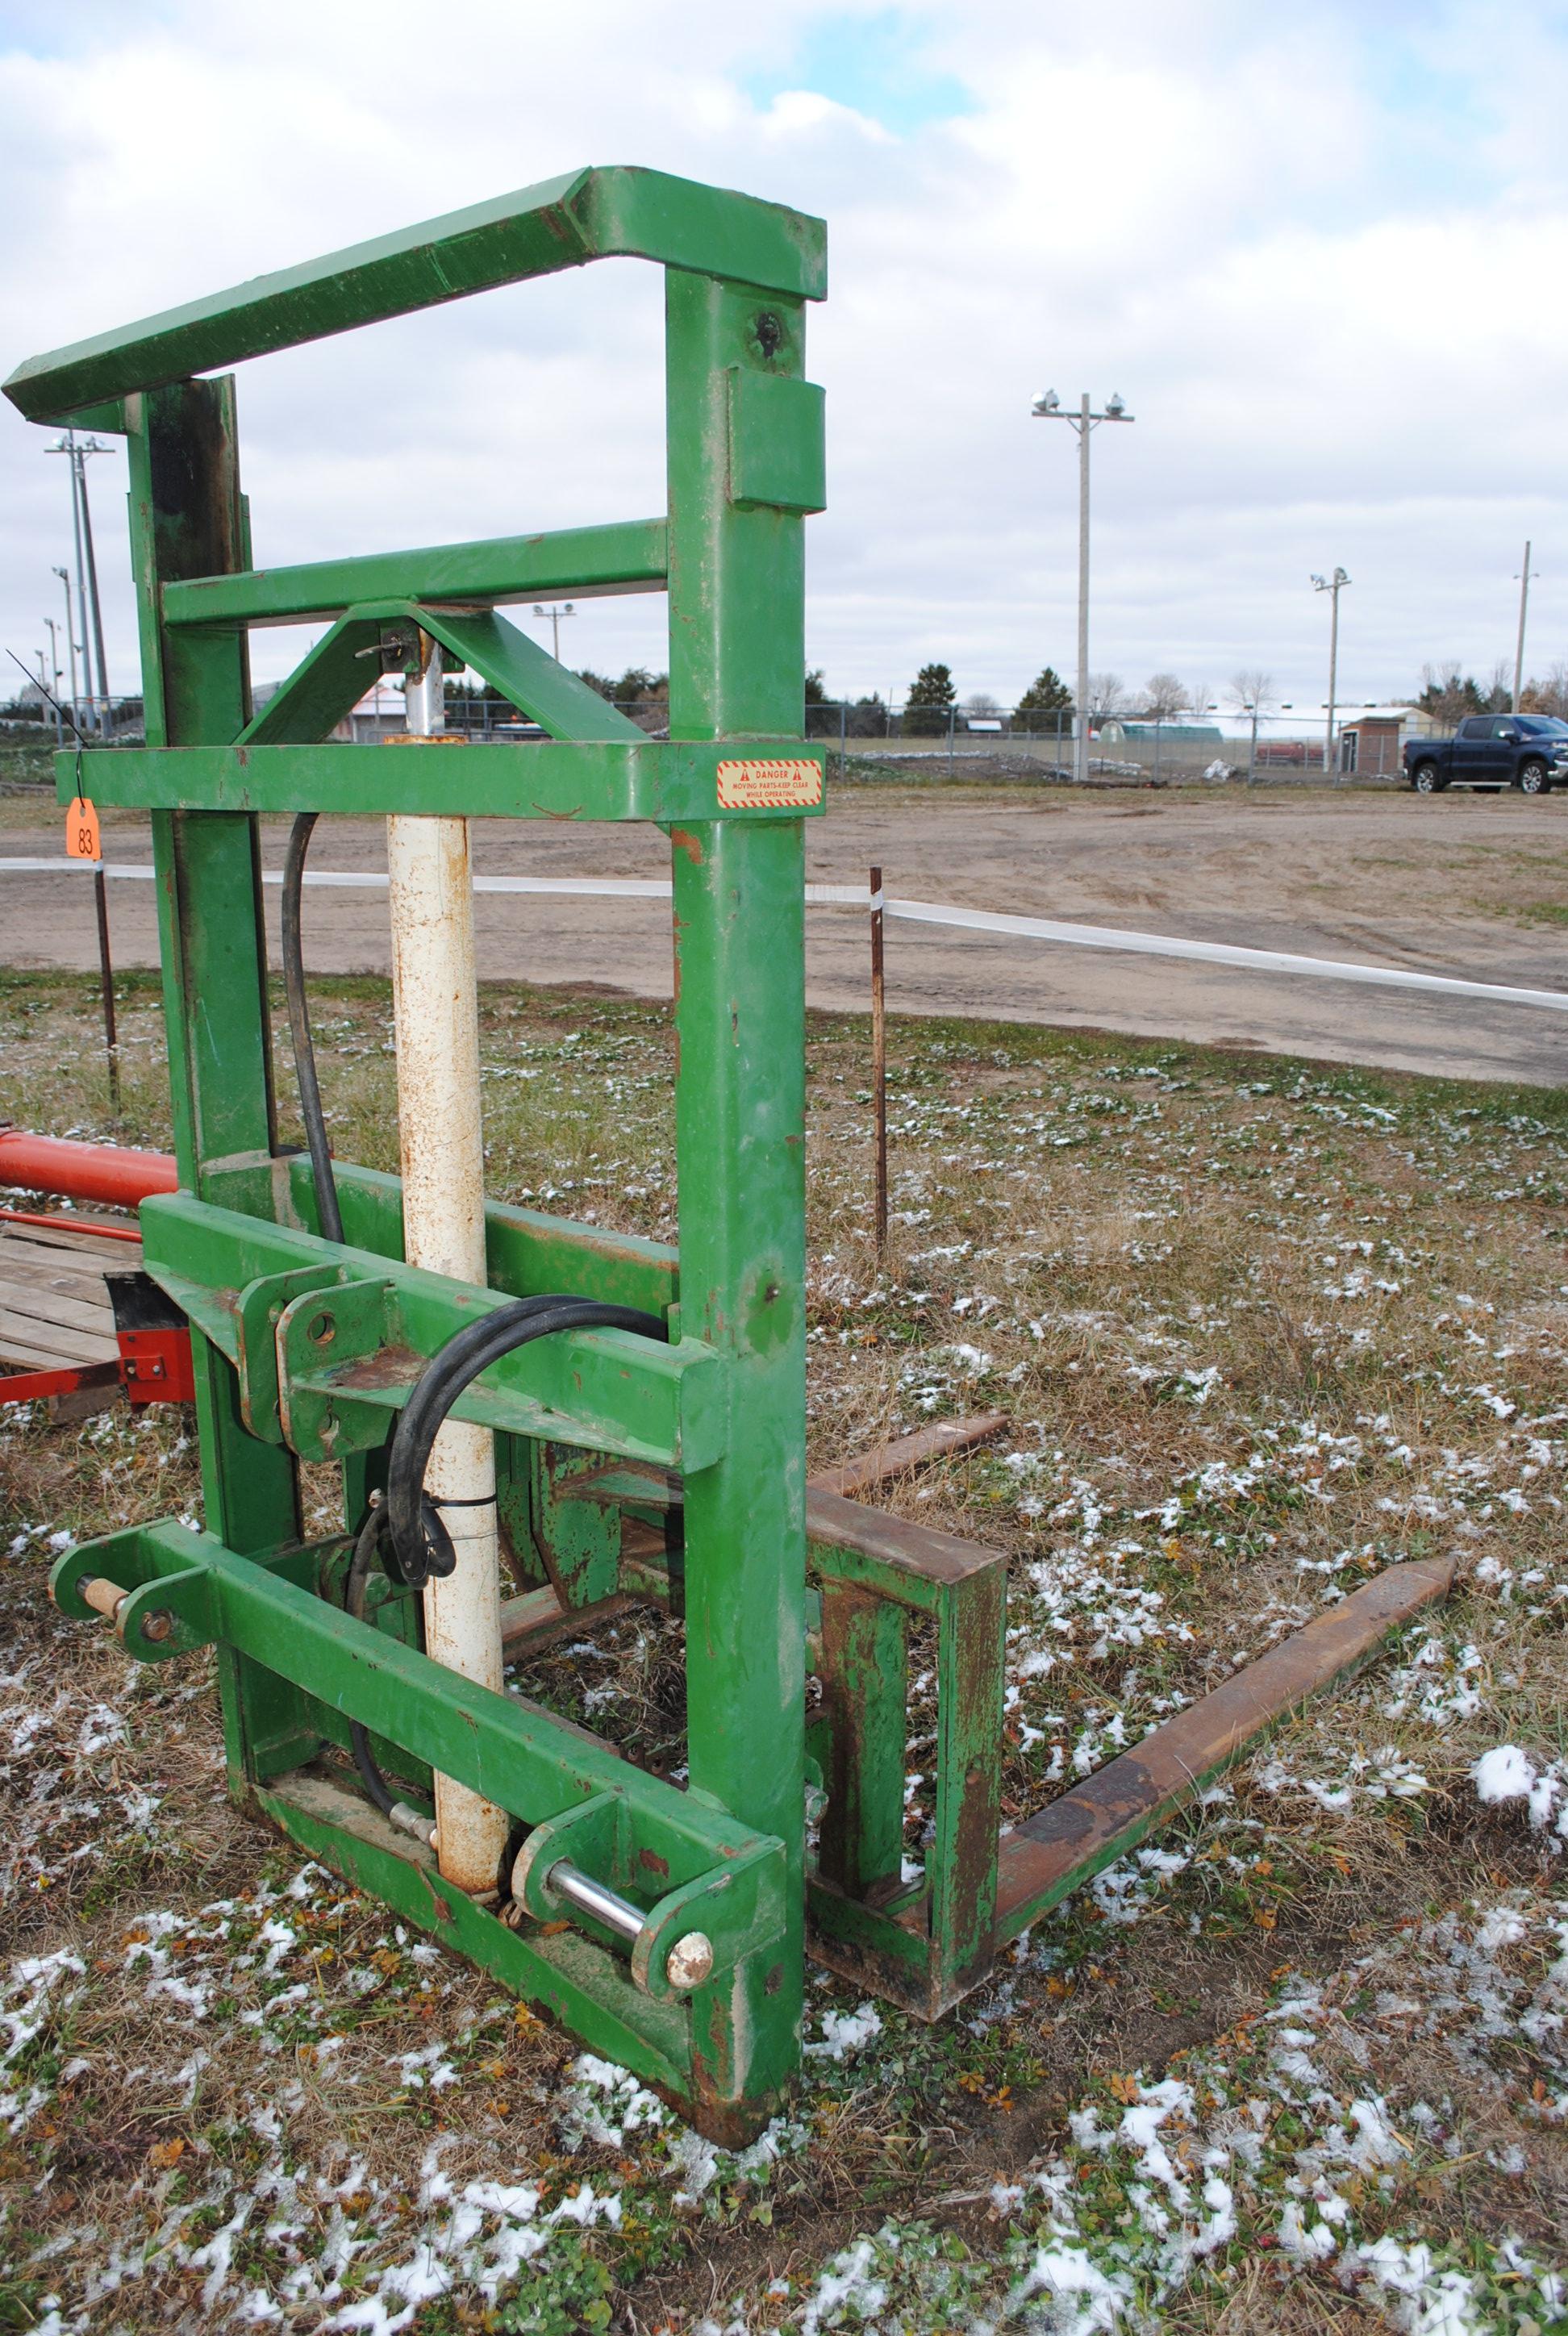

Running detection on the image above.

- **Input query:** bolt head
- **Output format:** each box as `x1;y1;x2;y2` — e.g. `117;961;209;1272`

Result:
140;1608;173;1644
665;1932;714;1992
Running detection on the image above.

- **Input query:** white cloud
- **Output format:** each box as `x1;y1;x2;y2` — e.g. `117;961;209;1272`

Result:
2;0;1566;714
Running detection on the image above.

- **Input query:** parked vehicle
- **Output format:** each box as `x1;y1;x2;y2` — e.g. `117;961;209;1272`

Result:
1404;714;1568;795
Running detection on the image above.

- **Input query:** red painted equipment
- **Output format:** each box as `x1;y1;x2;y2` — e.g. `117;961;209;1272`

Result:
0;1129;178;1209
0;1130;191;1410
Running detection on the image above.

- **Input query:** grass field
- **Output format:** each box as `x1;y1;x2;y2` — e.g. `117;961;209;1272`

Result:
2;965;1566;2334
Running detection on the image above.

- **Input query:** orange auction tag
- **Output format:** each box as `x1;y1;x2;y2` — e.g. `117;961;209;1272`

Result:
65;795;101;861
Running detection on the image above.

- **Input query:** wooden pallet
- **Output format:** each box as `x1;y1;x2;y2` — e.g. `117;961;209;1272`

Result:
0;1216;141;1375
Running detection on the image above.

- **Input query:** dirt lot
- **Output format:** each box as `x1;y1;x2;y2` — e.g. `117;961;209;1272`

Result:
2;969;1566;2331
2;781;1565;1084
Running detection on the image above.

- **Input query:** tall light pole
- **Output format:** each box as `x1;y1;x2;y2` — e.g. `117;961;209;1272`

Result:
533;601;574;662
1311;568;1350;778
48;432;113;730
1512;541;1538;714
43;617;63;744
52;565;77;728
1032;390;1135;786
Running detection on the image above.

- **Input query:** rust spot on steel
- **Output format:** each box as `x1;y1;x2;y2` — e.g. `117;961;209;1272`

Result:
994;1556;1457;1933
809;1412;1007;1500
669;827;704;865
419;1867;458;1925
327;1344;423;1391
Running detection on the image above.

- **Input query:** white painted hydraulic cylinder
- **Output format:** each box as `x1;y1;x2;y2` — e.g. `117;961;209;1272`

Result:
386;638;508;1894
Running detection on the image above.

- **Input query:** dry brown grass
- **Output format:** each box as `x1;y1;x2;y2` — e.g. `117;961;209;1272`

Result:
2;966;1566;2330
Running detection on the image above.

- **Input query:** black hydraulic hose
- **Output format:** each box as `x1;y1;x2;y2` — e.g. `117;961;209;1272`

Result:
286;817;400;1812
281;811;344;1245
344;1500;398;1817
386;1297;668;1590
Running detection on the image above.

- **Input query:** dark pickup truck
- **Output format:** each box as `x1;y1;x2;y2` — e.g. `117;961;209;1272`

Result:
1405;713;1568;795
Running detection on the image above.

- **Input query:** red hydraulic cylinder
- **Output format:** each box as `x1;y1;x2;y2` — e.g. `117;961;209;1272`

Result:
0;1129;178;1208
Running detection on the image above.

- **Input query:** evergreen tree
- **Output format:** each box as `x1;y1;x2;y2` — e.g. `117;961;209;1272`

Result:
804;667;836;737
904;661;957;736
1015;665;1074;716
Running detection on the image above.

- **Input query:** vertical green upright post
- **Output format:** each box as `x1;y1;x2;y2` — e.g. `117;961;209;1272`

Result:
126;379;314;1784
665;273;810;2127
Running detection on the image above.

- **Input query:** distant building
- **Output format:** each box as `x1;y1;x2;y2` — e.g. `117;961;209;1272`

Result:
1098;719;1223;745
332;678;408;743
1337;705;1434;776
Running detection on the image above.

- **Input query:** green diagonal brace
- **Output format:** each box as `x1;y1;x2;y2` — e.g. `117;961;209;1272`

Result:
238;601;647;748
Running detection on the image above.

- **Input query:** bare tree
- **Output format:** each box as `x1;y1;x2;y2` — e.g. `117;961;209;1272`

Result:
1140;672;1189;720
1228;668;1276;713
1186;679;1215;723
1086;672;1128;719
1521;661;1568;719
964;690;1001;715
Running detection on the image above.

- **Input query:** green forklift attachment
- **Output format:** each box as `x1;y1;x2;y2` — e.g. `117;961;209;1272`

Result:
7;166;1453;2142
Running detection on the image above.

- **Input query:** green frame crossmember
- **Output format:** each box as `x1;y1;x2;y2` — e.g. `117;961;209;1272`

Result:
6;165;1457;2143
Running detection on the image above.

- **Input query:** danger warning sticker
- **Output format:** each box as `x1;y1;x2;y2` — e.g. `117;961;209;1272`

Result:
715;757;823;810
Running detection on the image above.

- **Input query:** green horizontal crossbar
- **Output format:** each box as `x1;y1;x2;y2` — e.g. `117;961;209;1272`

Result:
2;165;827;423
278;1157;678;1317
52;1520;777;1876
59;739;826;822
139;1192;727;1473
162;519;668;631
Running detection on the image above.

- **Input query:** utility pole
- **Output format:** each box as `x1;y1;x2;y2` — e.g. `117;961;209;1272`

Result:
1513;541;1538;714
1311;568;1350;778
48;432;113;732
1032;389;1134;786
52;565;77;728
532;601;574;662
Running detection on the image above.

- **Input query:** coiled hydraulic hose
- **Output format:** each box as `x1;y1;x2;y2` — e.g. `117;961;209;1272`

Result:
385;1295;668;1588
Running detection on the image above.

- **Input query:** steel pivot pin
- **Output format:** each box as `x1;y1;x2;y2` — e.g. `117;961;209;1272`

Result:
665;1933;714;1991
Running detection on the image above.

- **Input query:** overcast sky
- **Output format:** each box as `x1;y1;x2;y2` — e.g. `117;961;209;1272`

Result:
4;0;1568;720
